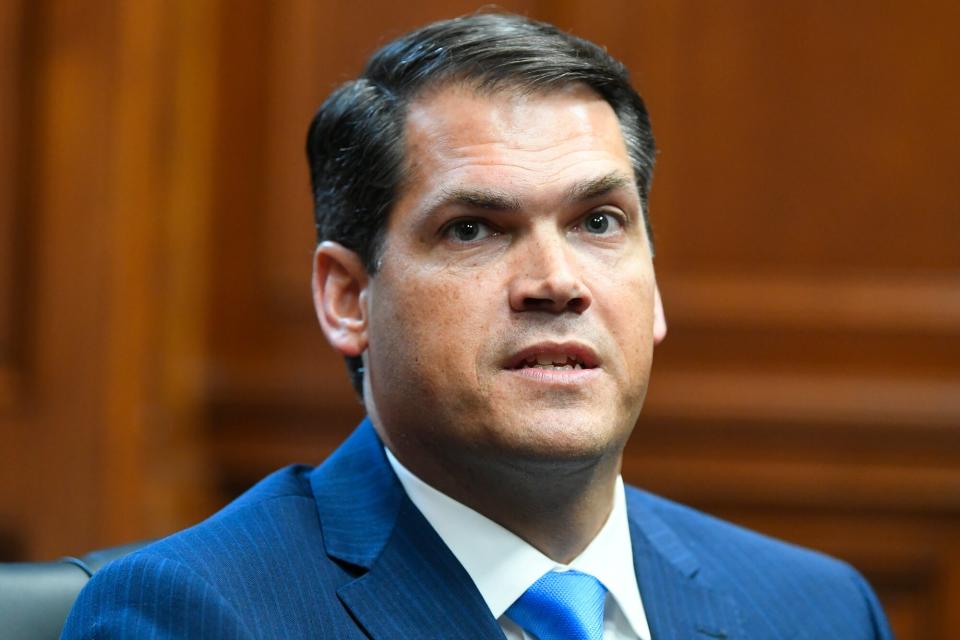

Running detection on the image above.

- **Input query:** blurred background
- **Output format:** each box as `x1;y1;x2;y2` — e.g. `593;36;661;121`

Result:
1;1;958;637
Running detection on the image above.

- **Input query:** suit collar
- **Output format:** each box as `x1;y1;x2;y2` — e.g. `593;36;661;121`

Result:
337;498;505;639
310;419;505;639
627;489;744;639
310;418;403;568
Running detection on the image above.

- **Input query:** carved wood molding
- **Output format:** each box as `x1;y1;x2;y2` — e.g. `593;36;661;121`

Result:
645;368;960;428
661;270;960;335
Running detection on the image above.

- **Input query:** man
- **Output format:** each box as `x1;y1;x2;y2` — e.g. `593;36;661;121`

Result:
64;13;892;639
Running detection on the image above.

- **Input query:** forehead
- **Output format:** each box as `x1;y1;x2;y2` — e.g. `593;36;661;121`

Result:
399;84;636;200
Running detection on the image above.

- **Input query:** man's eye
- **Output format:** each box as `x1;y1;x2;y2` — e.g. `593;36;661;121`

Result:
445;220;492;243
581;211;622;235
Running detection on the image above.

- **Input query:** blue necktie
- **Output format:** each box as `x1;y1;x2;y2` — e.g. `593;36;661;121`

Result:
506;570;607;640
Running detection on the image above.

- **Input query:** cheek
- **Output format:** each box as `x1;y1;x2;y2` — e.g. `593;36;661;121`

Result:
597;268;656;377
374;270;495;385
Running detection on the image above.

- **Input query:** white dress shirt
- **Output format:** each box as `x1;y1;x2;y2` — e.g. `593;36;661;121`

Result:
385;448;652;640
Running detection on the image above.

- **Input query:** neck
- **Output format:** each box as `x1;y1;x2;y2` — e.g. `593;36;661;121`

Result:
400;447;622;564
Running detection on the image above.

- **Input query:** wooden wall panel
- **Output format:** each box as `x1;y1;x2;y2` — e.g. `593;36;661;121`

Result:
627;1;960;272
0;0;27;561
16;0;121;560
0;0;24;394
0;0;217;560
2;2;958;638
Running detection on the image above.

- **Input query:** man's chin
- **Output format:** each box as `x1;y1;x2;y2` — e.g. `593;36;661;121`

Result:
483;413;630;466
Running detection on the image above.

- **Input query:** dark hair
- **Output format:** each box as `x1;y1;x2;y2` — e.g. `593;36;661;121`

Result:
306;12;657;395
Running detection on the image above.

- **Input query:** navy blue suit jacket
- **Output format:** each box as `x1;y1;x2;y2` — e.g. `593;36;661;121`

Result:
63;419;893;639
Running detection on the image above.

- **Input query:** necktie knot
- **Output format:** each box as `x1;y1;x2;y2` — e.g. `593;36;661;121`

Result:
506;570;607;640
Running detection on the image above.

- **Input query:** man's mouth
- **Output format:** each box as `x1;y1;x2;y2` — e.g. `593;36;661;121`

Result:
512;353;590;370
504;343;600;372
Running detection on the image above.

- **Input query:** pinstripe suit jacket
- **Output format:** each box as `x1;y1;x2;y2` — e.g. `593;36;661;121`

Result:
62;419;893;639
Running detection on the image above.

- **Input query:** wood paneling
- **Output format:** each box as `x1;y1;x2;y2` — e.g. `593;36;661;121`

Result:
3;2;958;638
0;0;30;561
0;0;27;411
15;0;120;561
0;0;217;560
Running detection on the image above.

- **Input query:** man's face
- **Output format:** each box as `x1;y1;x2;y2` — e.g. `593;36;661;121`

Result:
363;84;661;474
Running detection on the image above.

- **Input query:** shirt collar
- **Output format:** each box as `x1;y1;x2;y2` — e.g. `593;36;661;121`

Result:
385;447;651;639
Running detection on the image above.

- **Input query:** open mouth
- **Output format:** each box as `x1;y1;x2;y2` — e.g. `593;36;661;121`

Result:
511;353;592;371
505;343;600;372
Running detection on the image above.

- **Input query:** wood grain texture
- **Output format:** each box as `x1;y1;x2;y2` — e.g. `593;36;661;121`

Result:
0;0;26;410
1;0;217;560
2;1;957;638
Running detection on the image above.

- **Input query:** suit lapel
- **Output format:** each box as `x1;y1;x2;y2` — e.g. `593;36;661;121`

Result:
311;420;504;640
627;491;744;640
338;499;505;640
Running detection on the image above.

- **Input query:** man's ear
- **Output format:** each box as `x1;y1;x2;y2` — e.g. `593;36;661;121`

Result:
312;241;370;357
653;283;667;345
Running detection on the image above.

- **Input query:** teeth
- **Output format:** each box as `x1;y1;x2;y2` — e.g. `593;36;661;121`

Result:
521;353;585;369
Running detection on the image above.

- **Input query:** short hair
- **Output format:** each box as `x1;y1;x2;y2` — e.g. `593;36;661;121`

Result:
306;12;657;395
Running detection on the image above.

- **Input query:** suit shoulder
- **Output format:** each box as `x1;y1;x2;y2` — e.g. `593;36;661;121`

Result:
625;486;893;639
62;551;253;639
626;485;844;571
217;463;316;512
627;487;854;579
65;465;357;638
137;464;323;576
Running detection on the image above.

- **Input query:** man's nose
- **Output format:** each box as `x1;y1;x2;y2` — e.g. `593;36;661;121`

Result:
507;235;592;314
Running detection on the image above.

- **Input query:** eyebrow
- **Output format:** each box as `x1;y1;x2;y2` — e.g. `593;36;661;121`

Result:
435;187;524;212
425;171;635;217
563;172;633;202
